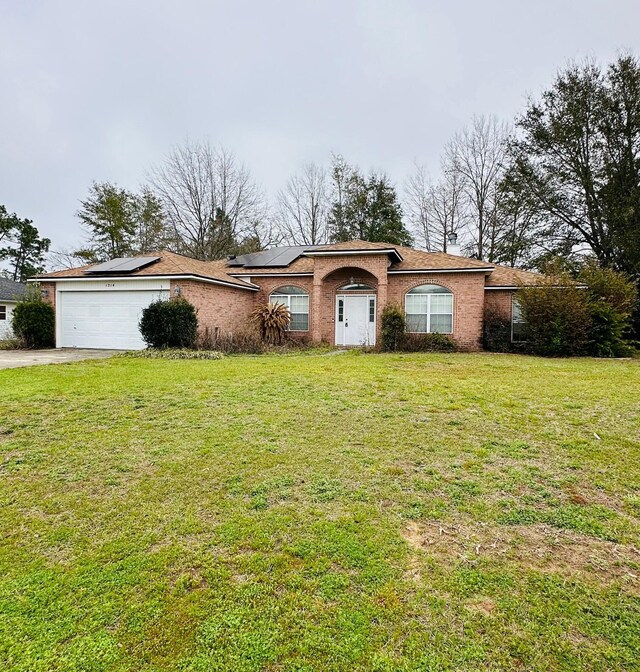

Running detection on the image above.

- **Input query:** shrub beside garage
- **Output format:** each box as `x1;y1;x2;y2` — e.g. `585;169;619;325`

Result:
139;297;198;349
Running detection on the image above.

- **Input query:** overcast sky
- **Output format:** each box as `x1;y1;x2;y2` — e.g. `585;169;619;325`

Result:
1;0;639;254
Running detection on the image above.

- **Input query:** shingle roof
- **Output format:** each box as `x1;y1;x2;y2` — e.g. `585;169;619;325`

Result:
484;265;547;287
36;242;549;289
389;245;494;272
228;240;495;274
313;239;401;252
38;251;258;290
0;278;27;302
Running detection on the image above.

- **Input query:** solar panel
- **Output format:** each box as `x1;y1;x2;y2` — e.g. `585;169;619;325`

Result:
109;256;161;272
237;246;320;268
84;256;160;274
246;248;285;266
270;246;312;266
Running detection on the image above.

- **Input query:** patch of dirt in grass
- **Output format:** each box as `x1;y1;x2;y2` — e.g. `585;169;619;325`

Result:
402;520;640;593
465;597;497;616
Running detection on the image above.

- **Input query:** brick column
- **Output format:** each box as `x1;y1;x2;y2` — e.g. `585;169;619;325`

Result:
311;275;323;342
376;280;388;345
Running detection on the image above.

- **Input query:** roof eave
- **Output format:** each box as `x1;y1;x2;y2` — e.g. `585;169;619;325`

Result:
304;248;403;263
30;273;260;291
485;283;587;290
389;266;493;274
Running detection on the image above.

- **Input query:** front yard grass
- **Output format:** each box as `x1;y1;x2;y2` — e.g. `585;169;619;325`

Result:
1;351;639;671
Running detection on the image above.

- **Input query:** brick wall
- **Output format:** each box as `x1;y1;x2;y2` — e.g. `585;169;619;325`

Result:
244;257;491;350
387;273;487;351
172;280;256;337
484;289;516;321
40;282;56;308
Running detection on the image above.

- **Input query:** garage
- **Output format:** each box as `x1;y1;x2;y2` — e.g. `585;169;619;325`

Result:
58;283;169;350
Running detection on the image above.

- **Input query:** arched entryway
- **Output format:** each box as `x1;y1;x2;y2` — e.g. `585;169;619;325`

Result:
322;267;379;346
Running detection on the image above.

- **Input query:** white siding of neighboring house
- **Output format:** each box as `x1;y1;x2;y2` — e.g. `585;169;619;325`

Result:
0;302;15;339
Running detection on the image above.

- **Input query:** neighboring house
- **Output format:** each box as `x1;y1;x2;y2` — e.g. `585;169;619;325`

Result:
0;278;27;340
35;239;544;350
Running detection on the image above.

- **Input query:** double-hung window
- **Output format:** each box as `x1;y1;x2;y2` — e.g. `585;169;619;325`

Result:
405;285;453;334
269;286;309;331
511;297;527;342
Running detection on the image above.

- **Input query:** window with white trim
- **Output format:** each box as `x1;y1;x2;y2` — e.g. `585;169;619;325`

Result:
269;285;309;331
511;297;527;342
0;305;6;321
405;285;453;334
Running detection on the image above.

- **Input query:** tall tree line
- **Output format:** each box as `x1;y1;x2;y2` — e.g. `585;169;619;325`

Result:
405;54;640;277
45;52;640;292
69;148;413;266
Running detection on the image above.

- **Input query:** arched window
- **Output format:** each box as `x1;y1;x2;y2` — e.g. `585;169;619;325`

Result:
405;284;453;334
269;285;309;331
338;283;376;291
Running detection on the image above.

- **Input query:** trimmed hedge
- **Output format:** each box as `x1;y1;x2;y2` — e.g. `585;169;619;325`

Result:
139;297;198;349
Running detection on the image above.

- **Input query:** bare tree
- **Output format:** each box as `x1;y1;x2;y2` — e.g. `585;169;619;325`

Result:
46;248;88;270
404;162;466;252
276;163;329;245
404;163;431;250
445;115;510;260
150;141;266;260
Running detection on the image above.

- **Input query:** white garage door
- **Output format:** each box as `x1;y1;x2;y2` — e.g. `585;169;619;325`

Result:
59;290;169;349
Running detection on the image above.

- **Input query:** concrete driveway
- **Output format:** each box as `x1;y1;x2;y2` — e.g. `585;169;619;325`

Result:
0;349;120;370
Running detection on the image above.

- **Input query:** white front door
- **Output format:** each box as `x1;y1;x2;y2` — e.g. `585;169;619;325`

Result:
335;295;376;346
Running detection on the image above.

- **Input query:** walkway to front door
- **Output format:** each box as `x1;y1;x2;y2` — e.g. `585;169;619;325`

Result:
335;294;376;346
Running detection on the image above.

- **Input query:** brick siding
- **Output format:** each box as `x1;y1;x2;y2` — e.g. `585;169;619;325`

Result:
484;289;517;321
171;280;256;338
40;282;56;308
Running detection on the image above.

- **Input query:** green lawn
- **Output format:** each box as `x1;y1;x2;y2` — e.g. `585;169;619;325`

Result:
1;352;639;671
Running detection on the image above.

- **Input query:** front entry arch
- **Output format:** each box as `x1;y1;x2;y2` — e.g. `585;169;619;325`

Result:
335;294;376;346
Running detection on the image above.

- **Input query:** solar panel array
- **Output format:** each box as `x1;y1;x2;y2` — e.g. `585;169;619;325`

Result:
83;256;161;274
227;245;321;268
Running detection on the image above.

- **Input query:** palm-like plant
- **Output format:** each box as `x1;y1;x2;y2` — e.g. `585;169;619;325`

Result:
251;302;291;345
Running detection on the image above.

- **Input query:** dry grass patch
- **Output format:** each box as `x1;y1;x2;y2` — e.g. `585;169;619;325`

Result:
402;519;640;593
